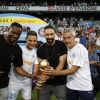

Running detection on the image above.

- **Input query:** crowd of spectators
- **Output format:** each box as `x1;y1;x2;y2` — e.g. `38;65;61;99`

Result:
0;0;99;55
43;16;100;50
0;0;99;6
0;15;99;50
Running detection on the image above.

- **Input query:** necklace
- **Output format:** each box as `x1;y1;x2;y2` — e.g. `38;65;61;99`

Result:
45;44;55;61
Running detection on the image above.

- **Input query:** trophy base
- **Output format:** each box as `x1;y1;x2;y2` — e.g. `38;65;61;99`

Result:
36;82;44;89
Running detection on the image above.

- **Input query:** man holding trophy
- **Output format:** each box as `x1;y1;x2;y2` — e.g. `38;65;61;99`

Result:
37;25;67;100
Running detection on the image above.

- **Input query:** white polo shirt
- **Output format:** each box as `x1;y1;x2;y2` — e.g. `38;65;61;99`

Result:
67;43;93;91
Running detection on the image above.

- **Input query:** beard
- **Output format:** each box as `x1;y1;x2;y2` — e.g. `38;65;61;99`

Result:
46;38;55;45
8;35;18;44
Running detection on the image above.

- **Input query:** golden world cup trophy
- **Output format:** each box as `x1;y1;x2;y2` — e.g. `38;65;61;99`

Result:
36;59;49;90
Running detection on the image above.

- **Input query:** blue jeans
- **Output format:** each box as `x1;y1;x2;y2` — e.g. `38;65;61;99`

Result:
66;87;95;100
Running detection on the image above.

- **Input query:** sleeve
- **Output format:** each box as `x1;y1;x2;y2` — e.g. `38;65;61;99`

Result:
37;45;44;59
13;47;23;67
59;42;67;56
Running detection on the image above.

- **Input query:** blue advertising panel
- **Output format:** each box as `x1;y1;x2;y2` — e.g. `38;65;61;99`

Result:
0;13;48;44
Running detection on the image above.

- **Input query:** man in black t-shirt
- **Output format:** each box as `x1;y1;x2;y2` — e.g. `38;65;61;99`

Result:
0;22;34;100
37;25;67;100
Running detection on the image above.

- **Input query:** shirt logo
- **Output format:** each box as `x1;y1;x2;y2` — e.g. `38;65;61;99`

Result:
11;55;15;61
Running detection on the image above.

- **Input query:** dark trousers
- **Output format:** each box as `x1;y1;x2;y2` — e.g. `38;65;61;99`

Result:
92;75;100;96
66;87;95;100
39;85;66;100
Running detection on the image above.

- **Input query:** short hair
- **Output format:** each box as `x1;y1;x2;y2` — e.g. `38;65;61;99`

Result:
10;22;22;29
26;30;37;38
44;25;56;33
63;27;76;37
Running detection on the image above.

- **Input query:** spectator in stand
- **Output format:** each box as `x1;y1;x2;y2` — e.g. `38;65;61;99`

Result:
80;33;87;47
96;34;100;49
55;27;64;41
88;42;100;97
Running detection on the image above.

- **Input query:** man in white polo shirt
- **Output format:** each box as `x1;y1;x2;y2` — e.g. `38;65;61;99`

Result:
44;28;95;100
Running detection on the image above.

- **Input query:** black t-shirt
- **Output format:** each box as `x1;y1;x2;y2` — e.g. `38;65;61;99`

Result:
37;40;67;85
0;35;23;88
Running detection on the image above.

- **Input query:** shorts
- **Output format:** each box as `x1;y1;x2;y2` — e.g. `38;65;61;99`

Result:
8;80;32;100
0;87;8;100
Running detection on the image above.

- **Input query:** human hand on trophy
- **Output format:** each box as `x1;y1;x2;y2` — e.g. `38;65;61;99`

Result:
35;59;50;89
43;66;55;76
